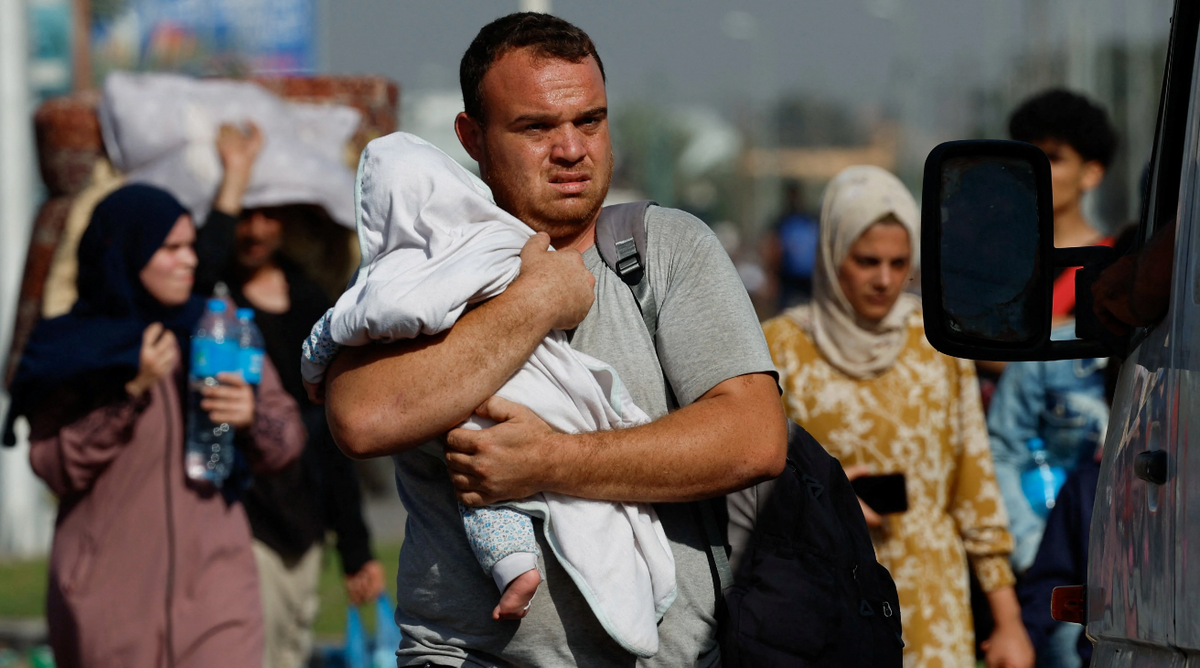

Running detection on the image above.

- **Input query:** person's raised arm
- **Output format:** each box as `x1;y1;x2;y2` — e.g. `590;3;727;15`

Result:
194;123;263;294
324;233;595;458
212;122;262;218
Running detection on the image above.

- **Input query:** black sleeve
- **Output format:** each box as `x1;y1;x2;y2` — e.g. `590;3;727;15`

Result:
193;210;238;297
310;408;374;575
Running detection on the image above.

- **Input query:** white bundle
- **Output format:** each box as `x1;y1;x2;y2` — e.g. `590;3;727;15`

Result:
329;132;676;657
99;71;358;228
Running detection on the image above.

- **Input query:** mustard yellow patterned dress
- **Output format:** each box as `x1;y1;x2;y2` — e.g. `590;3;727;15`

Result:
763;311;1015;668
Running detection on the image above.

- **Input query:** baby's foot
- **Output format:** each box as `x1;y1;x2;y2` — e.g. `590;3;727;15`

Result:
492;569;541;620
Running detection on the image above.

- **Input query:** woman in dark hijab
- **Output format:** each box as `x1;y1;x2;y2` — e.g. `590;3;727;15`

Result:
10;186;203;414
11;185;305;668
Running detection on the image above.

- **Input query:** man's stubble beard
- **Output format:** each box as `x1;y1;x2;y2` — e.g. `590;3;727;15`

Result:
483;151;614;241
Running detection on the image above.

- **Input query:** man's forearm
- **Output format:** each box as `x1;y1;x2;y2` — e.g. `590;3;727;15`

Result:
325;289;552;458
325;233;596;459
214;171;250;217
542;373;787;503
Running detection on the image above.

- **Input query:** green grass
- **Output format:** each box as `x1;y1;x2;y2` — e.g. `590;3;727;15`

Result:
0;541;403;642
0;557;47;618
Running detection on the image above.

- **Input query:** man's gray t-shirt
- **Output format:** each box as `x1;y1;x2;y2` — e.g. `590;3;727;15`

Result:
392;206;775;667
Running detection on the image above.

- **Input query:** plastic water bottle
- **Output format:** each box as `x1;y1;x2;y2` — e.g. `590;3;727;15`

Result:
185;298;240;486
1021;437;1067;518
235;308;265;386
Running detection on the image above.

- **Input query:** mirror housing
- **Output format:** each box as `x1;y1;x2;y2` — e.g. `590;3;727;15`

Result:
921;140;1120;361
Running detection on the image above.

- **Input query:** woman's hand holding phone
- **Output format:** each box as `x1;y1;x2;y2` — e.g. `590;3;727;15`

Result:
843;465;885;529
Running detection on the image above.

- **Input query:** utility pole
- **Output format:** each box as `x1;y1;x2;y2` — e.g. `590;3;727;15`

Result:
1026;0;1053;91
0;0;53;560
0;0;36;338
72;0;90;90
519;0;551;14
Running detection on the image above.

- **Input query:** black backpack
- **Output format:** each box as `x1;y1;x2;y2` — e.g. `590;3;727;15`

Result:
595;201;904;668
723;422;904;667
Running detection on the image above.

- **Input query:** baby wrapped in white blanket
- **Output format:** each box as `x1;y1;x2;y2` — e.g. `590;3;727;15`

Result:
301;132;676;657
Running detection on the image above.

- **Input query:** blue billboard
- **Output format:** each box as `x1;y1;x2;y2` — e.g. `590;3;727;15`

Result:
29;0;74;98
91;0;316;81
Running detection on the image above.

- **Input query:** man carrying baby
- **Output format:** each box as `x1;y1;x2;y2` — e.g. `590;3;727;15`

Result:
317;13;787;667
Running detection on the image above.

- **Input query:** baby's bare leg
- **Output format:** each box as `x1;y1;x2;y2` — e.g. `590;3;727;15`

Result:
460;504;542;621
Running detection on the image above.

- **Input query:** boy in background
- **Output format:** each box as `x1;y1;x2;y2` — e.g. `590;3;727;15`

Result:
1008;89;1119;323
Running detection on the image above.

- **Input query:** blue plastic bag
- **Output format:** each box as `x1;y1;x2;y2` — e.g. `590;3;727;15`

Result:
373;593;402;668
343;604;369;668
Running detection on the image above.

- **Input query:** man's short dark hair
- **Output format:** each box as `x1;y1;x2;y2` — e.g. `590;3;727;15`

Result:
460;12;605;123
1008;89;1118;168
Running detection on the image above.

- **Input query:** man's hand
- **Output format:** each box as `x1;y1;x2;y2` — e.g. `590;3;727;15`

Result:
511;232;595;332
842;465;884;529
323;232;598;459
1092;253;1171;335
443;373;786;506
1092;221;1175;335
1091;254;1140;335
201;372;256;430
444;396;556;506
126;323;178;398
343;560;386;606
217;121;264;175
213;122;263;217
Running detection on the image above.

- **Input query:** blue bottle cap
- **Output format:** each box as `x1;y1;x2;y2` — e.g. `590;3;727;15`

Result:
207;299;227;312
236;308;256;321
1027;436;1046;452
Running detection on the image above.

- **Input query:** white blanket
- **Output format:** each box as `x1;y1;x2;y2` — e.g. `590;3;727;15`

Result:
98;71;358;228
330;132;676;657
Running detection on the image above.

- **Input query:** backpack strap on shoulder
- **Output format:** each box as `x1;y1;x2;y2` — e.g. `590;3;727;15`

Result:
596;200;658;339
595;200;734;605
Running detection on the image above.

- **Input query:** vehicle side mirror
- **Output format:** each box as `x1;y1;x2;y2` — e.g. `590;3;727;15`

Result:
921;140;1120;361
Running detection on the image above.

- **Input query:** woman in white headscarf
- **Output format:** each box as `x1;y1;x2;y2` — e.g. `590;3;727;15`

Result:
760;166;1033;668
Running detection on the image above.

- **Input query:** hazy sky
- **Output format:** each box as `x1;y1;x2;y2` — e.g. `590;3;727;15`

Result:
320;0;1175;227
321;0;1173;109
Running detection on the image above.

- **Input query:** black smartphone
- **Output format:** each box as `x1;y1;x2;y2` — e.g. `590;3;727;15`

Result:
851;473;908;515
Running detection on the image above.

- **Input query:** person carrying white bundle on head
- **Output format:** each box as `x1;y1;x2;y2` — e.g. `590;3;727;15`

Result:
301;131;676;657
